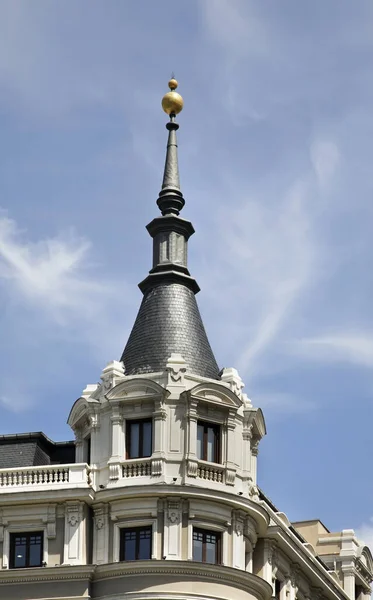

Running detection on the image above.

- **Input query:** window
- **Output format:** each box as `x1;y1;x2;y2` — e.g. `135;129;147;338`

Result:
193;528;221;564
9;532;43;569
119;526;152;561
126;419;152;459
197;421;220;463
84;435;91;464
274;579;282;600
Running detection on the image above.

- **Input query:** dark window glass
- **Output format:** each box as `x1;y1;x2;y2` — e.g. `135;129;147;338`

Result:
196;421;220;463
10;532;43;569
275;579;281;600
192;528;221;564
85;436;91;464
120;526;152;561
126;419;152;459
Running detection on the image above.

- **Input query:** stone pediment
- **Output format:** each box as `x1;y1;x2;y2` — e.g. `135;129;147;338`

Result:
68;397;99;428
188;382;242;409
106;378;169;402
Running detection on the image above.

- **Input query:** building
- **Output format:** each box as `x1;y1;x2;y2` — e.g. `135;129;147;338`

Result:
0;79;371;600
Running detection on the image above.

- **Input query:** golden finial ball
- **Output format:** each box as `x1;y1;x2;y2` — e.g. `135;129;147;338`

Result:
162;78;184;115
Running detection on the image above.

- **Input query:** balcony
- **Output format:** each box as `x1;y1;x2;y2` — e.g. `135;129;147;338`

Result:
0;463;90;492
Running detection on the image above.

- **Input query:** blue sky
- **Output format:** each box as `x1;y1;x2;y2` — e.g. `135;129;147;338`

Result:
0;0;373;544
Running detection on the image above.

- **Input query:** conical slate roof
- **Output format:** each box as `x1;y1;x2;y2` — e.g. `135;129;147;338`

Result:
121;283;220;379
120;80;220;380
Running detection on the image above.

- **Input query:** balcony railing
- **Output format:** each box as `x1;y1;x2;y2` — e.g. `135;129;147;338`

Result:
197;460;225;483
0;463;90;490
122;458;152;478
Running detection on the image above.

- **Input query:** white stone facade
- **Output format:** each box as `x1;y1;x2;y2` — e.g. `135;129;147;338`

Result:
0;355;371;600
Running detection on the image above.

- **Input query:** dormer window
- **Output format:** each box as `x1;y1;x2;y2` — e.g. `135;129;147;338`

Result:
126;419;152;459
197;421;220;463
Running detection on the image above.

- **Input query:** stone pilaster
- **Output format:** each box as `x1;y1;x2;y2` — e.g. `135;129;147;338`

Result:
93;503;109;564
163;498;183;560
63;502;85;565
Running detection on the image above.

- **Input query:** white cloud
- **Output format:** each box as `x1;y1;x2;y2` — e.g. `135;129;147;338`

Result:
0;213;109;322
206;176;315;381
292;335;373;369
356;519;373;552
253;392;315;414
202;0;269;59
310;140;340;189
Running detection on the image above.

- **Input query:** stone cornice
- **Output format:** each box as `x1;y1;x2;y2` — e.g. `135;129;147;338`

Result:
0;564;94;585
95;560;273;599
0;487;94;506
0;561;272;598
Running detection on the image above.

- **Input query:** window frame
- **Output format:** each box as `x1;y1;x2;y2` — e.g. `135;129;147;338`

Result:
9;530;44;569
119;525;153;561
113;518;158;563
196;420;221;464
192;527;221;565
126;418;153;459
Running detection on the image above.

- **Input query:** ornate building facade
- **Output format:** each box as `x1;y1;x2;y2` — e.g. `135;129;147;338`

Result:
0;80;371;600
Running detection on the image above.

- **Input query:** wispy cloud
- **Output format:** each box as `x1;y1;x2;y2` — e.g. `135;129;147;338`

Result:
252;392;316;414
0;212;109;321
0;211;131;413
292;335;373;369
310;140;341;190
356;519;373;552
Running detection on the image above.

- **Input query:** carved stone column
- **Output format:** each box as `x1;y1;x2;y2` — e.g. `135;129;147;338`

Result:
244;516;258;573
263;539;277;590
186;398;198;478
232;510;245;569
286;566;299;600
163;498;183;560
152;399;167;476
108;403;122;481
225;409;237;486
63;502;85;565
43;504;57;540
342;563;356;600
74;428;84;463
93;503;109;564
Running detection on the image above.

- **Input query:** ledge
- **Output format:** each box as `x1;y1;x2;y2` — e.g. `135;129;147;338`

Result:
0;564;94;585
0;561;272;600
95;560;273;599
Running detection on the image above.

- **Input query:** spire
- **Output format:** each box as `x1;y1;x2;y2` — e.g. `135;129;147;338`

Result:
157;79;184;216
120;79;220;380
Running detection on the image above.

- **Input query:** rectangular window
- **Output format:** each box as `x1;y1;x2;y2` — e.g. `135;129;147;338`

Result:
9;532;43;569
197;421;220;463
275;579;282;600
119;526;152;561
126;419;152;459
193;528;221;564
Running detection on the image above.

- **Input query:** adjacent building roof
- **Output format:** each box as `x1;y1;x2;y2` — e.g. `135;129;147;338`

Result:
0;432;75;468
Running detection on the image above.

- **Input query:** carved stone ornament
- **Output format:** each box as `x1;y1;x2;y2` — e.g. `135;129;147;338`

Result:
235;521;244;536
166;500;181;524
251;438;260;456
242;424;253;441
151;458;163;476
187;459;198;478
220;367;244;398
96;517;104;530
166;353;187;386
248;478;259;499
225;468;236;486
109;463;121;480
100;361;125;393
68;513;79;526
